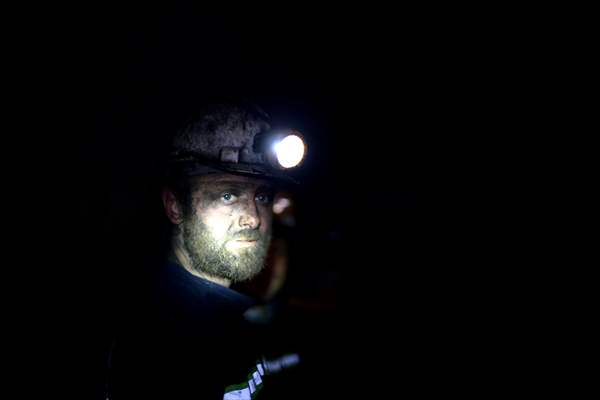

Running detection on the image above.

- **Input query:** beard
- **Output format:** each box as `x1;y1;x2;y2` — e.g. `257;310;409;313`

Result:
181;216;271;283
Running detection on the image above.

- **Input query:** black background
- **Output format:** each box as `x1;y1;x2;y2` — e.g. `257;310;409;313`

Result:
10;5;528;398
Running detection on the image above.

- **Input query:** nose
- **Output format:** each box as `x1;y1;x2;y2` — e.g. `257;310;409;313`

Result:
238;200;260;230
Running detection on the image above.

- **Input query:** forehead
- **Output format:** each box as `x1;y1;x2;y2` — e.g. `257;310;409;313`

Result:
190;173;272;191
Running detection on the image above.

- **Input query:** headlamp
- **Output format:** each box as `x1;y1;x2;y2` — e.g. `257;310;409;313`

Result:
168;129;307;182
255;129;307;170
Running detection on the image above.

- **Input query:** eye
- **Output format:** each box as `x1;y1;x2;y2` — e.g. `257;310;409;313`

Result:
221;192;238;204
255;193;272;205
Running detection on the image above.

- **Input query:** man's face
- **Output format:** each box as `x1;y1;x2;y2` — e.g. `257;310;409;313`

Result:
181;173;274;283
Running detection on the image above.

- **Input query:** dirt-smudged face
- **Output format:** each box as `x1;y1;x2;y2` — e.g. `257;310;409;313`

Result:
181;173;274;283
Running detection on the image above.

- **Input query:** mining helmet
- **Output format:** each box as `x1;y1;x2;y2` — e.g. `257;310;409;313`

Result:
167;102;306;183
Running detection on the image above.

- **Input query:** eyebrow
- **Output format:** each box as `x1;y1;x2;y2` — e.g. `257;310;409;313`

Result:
206;181;273;193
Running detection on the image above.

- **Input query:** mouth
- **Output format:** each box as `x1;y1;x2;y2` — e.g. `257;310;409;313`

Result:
227;239;258;250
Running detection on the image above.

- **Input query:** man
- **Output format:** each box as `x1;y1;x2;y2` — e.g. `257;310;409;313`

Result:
107;101;304;399
163;172;275;287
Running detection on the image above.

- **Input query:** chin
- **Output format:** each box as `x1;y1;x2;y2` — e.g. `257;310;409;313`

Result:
230;265;264;283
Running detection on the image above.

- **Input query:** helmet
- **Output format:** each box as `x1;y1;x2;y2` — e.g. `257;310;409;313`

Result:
167;101;306;183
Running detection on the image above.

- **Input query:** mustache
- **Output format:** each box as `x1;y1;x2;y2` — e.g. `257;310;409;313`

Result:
231;229;262;241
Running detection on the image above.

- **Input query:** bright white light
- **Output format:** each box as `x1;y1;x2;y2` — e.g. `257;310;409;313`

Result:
274;135;305;168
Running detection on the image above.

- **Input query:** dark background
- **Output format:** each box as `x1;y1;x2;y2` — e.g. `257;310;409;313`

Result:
11;5;525;398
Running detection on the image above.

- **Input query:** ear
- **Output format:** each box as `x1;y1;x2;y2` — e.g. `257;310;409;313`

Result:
162;187;184;225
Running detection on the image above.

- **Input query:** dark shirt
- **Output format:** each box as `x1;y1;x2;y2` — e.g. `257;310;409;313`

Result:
107;261;263;399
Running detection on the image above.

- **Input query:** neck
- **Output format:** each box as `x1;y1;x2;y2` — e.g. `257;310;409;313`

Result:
170;235;231;288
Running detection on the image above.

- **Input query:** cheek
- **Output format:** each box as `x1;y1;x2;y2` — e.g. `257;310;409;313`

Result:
201;209;234;242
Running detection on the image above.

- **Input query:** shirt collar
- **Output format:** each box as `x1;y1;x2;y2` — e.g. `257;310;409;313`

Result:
161;261;255;312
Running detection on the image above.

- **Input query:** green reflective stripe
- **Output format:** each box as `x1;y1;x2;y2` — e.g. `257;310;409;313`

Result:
225;365;265;399
247;369;263;386
224;382;248;393
246;368;263;398
224;354;299;398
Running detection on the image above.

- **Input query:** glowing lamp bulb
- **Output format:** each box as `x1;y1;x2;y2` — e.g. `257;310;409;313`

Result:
274;135;305;169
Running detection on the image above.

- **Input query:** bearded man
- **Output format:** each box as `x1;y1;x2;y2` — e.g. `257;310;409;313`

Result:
107;101;306;400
